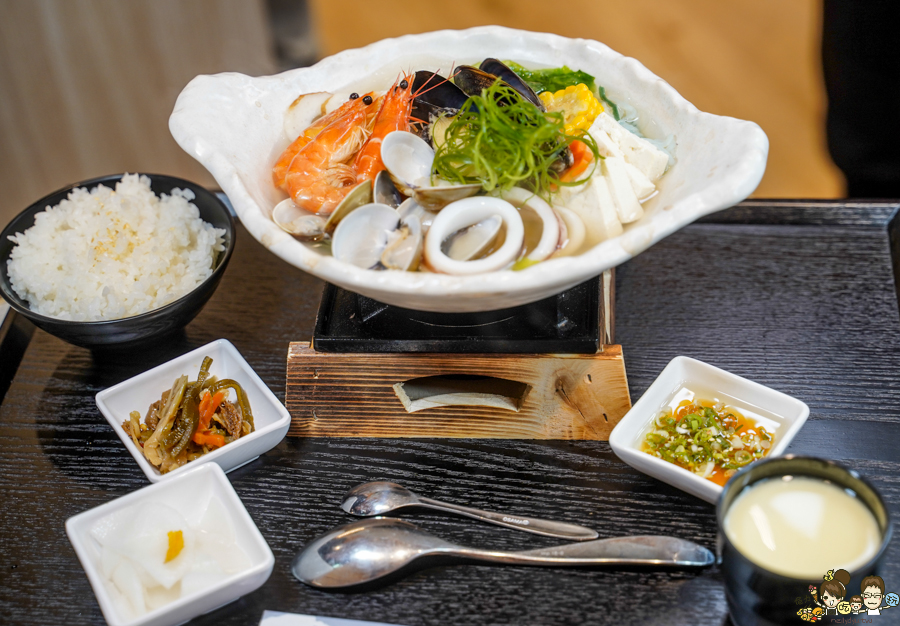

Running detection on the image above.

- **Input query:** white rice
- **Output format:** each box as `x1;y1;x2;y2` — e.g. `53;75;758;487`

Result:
6;174;226;321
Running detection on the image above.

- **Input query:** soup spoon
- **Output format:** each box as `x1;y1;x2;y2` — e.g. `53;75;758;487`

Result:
292;518;715;589
341;481;598;540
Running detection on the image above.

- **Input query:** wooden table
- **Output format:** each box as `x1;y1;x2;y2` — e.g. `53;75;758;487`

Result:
1;200;898;625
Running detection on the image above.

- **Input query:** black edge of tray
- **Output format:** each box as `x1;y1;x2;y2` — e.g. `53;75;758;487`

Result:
699;198;900;226
889;208;900;317
312;276;602;353
0;310;34;404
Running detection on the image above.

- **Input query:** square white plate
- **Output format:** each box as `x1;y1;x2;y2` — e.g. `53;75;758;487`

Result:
608;356;809;503
66;463;274;626
96;338;290;483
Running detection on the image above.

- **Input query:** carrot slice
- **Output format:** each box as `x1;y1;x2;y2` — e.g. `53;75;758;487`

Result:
560;139;594;183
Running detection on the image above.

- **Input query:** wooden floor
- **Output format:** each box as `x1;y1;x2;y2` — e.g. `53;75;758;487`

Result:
0;0;842;228
311;0;844;200
0;0;276;227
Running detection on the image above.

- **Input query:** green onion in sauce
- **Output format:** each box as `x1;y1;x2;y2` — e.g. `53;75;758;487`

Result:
641;397;774;486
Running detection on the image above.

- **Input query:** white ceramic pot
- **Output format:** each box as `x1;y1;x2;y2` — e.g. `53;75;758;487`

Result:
170;26;768;312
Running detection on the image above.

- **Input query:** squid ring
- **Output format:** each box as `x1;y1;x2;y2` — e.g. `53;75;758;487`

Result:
500;187;560;261
424;197;524;275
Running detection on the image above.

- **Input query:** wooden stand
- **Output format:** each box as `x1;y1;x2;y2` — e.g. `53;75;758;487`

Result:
285;342;631;439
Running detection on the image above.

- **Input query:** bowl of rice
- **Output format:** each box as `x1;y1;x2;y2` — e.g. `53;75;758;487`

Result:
0;173;235;348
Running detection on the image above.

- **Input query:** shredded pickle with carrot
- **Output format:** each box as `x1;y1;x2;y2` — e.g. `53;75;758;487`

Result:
122;357;254;474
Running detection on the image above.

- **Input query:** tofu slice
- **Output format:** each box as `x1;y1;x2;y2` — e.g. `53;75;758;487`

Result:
591;112;669;181
557;175;623;246
586;125;623;159
624;161;656;200
603;156;644;224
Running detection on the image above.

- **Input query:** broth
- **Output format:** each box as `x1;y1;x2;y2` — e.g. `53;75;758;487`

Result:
723;476;881;579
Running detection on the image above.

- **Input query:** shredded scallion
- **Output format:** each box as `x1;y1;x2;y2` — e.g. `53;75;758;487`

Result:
431;81;598;199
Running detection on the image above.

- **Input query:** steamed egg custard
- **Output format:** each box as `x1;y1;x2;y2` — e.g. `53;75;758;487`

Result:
89;496;250;619
724;476;881;579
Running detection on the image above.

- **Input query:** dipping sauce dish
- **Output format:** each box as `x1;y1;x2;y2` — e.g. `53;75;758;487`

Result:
608;356;809;503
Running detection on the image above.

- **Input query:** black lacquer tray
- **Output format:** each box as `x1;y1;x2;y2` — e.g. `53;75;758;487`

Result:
2;200;900;626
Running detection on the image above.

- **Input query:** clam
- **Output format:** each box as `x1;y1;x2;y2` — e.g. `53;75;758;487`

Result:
443;215;502;261
272;199;326;240
381;214;423;271
500;187;560;262
330;202;424;271
424;197;524;275
398;197;438;233
380;131;481;211
373;170;404;208
283;92;332;141
331;203;401;270
323;179;372;234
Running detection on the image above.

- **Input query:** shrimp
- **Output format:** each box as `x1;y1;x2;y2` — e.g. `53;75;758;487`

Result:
354;74;417;183
284;94;376;215
273;92;373;191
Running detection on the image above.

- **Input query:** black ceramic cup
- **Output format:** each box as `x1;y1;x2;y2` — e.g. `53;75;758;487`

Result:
717;456;892;626
0;173;235;349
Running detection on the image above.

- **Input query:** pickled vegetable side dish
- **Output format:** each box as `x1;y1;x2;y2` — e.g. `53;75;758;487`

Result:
122;356;254;474
641;392;774;486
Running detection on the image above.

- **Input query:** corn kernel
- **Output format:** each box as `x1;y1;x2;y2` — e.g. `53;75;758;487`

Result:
538;83;604;135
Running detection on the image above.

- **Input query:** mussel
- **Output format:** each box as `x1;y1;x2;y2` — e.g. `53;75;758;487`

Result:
410;70;469;147
479;58;543;109
452;59;544;110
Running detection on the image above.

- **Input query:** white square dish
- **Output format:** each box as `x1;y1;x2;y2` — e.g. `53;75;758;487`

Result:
96;338;290;483
65;462;274;626
608;356;809;503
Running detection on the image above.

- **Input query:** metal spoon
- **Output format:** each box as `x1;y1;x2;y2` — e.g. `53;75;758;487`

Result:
341;481;598;540
292;518;715;589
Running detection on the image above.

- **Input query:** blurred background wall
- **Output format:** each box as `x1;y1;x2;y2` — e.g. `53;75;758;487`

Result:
0;0;842;228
